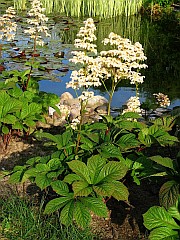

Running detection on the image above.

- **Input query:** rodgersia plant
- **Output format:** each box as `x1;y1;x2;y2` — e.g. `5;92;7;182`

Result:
97;32;148;115
67;18;148;116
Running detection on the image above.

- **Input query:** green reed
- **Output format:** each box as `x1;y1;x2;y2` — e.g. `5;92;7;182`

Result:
13;0;144;17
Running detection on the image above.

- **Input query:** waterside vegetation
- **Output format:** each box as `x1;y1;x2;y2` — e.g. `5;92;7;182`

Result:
0;0;180;239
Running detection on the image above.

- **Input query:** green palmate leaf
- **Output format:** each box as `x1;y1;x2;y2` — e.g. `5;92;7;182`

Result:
64;174;82;184
87;155;106;183
44;195;73;214
159;181;180;209
60;200;74;226
149;227;179;240
149;156;176;171
143;206;180;230
67;160;91;183
93;182;114;196
51;180;69;196
73;200;91;228
99;143;123;159
35;173;51;190
111;181;129;201
80;197;108;218
72;181;93;197
95;161;128;184
117;133;140;150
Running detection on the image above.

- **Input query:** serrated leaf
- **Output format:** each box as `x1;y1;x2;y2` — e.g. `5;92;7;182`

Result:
111;181;129;201
67;160;91;183
168;205;180;221
47;158;62;170
93;182;114;196
21;102;41;119
72;181;93;196
80;197;108;218
149;227;179;240
35;173;51;190
88;122;107;130
159;181;179;209
35;163;50;172
95;161;128;184
149;156;176;171
73;201;91;228
64;174;83;184
9;171;23;183
51;180;69;196
12;121;24;130
22;168;38;181
0;91;10;105
2;114;17;124
143;206;180;230
3;99;22;115
99;143;123;159
44;195;73;214
87;155;106;183
117;133;140;151
60;200;74;226
122;112;141;119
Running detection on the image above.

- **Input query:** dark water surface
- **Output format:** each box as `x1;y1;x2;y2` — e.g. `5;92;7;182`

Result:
1;7;180;109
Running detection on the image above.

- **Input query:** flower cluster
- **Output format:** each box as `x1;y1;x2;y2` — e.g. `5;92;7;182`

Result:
67;18;101;90
98;32;148;85
78;91;94;102
70;118;80;130
153;93;170;107
24;0;50;47
123;96;141;114
0;7;17;41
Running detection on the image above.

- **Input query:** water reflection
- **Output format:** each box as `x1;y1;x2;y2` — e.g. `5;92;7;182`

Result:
1;9;180;109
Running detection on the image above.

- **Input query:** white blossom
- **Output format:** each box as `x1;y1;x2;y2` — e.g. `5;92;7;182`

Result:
24;0;50;47
153;93;170;107
0;7;17;41
123;96;141;114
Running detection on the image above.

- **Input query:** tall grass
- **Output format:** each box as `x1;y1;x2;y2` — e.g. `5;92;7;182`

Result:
0;196;96;239
14;0;26;11
13;0;144;17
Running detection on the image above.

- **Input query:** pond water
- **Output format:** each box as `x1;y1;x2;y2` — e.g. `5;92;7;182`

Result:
1;7;180;109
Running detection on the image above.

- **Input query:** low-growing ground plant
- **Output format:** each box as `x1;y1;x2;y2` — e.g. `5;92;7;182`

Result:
0;196;96;239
